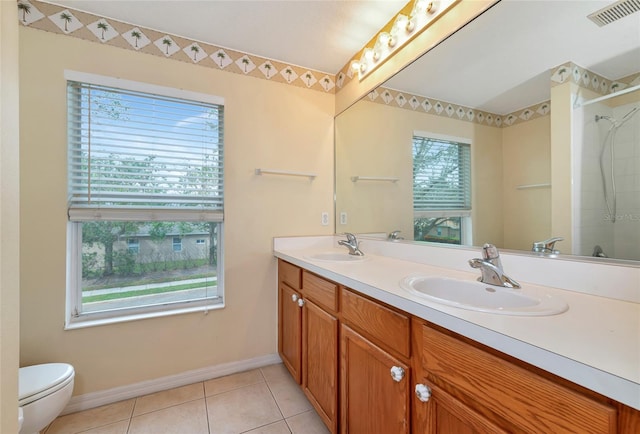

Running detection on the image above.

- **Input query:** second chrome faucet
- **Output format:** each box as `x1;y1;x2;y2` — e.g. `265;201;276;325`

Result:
338;233;364;256
469;244;520;288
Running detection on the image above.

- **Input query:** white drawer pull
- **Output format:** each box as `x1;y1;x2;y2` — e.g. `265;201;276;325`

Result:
291;294;298;302
297;298;305;307
390;366;405;382
415;384;432;402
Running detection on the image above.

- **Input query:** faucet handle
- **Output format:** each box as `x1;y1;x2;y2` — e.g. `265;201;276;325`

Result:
481;243;500;260
344;232;357;242
388;230;402;240
532;237;563;253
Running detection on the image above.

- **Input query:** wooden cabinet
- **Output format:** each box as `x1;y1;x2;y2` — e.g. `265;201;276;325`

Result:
278;261;338;433
278;261;302;383
278;260;640;434
341;325;410;434
301;271;339;433
340;287;411;434
412;320;618;434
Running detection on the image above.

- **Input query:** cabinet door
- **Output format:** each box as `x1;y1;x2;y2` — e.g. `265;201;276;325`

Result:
413;381;508;434
341;325;410;434
302;299;338;433
279;283;302;383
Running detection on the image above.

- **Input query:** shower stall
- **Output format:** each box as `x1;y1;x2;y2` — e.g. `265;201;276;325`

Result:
572;86;640;261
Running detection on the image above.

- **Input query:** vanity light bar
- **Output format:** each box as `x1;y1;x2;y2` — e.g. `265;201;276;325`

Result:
588;0;640;26
352;0;458;81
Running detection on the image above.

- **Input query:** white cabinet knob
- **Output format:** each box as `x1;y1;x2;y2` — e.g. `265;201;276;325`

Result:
415;384;432;402
390;366;405;382
297;298;305;307
291;294;298;302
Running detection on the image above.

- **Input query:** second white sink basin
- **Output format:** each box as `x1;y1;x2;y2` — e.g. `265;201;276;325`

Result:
305;252;368;263
400;276;568;316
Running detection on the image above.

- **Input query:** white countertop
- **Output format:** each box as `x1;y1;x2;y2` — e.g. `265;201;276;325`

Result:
273;236;640;410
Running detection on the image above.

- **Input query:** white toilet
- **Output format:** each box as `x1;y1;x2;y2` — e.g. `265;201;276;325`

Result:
18;363;75;434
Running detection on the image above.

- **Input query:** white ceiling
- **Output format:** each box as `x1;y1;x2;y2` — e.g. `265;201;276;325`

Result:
45;0;407;73
42;0;640;114
385;0;640;114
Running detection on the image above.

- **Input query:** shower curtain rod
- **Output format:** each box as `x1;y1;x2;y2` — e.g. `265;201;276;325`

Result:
578;83;640;108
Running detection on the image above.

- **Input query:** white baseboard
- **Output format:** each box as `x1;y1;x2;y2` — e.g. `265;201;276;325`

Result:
63;353;282;415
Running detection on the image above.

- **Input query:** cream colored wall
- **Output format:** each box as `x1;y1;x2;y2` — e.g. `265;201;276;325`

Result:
19;28;334;396
335;100;503;245
501;116;551;251
550;82;578;251
335;101;413;235
1;2;21;432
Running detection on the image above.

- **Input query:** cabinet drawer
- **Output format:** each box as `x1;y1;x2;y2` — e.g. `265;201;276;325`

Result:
303;271;337;313
421;325;617;434
341;288;410;358
279;260;301;290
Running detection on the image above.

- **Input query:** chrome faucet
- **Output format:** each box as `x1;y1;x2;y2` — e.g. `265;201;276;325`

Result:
468;244;521;288
388;230;403;241
338;233;364;256
532;237;563;255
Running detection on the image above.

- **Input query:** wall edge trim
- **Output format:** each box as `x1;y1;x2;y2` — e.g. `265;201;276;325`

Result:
62;353;282;415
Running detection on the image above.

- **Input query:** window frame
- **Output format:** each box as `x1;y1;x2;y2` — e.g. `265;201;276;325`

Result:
412;131;473;246
64;71;225;329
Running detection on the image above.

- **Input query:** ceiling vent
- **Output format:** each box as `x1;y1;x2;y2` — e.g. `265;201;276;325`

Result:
588;0;640;26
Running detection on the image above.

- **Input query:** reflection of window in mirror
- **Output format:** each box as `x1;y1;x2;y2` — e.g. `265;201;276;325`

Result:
412;133;472;245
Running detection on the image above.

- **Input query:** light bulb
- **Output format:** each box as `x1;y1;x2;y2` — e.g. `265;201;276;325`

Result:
364;48;374;61
406;19;415;32
388;35;397;47
426;1;436;14
378;32;390;47
351;61;360;71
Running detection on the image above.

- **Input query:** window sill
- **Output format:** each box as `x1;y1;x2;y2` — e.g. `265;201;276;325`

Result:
64;302;225;330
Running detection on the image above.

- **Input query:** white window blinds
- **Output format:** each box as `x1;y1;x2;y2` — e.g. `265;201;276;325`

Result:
67;78;224;221
413;136;471;215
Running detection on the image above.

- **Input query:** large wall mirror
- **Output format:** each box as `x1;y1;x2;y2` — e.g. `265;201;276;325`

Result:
335;0;640;262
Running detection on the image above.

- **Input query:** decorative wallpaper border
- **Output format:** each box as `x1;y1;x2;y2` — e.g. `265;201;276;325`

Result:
366;61;640;128
17;0;337;94
366;86;550;128
550;61;640;95
17;1;639;112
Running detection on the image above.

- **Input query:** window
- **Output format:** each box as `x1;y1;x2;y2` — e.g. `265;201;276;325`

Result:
127;238;140;254
412;134;472;245
196;239;206;245
65;71;224;327
172;237;182;252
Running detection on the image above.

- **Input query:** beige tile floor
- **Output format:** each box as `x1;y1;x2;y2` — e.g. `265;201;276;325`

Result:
43;364;330;434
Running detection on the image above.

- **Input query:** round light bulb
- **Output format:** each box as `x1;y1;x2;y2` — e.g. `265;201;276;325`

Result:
351;61;360;71
364;48;374;61
406;19;415;32
426;2;436;14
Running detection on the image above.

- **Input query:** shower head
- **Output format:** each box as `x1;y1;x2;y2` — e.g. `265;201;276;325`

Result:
595;114;614;123
596;107;639;127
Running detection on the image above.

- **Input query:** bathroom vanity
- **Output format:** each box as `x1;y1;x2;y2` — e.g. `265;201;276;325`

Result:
274;236;640;433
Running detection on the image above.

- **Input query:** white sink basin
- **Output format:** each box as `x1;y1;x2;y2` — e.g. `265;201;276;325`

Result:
305;252;367;263
400;276;568;316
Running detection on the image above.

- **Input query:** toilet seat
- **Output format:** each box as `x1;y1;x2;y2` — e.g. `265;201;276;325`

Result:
19;363;75;407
